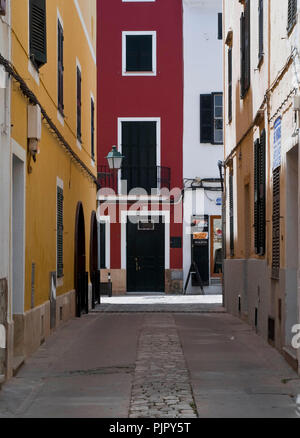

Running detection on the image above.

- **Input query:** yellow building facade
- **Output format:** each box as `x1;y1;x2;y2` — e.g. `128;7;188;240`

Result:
5;0;97;377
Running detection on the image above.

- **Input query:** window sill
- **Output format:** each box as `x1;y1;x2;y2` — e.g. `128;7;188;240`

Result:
122;71;156;77
28;60;40;86
57;110;65;127
76;139;82;150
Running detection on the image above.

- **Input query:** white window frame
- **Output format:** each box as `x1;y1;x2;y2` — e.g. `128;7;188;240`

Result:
122;31;157;76
117;117;161;195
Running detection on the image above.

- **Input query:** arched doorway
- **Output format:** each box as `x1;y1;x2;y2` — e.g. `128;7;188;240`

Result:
74;202;88;317
90;211;100;308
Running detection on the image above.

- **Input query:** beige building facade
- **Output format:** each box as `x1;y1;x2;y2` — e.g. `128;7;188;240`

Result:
223;0;300;372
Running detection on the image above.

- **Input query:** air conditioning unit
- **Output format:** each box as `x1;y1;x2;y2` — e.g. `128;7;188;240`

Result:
0;0;6;16
0;66;6;89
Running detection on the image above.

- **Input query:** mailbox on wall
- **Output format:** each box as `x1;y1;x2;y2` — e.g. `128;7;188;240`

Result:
191;215;209;286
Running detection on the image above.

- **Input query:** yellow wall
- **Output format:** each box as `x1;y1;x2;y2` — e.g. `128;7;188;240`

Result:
11;0;97;311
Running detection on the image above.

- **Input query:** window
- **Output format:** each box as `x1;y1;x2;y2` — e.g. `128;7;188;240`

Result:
57;185;64;279
213;93;223;144
258;0;264;61
254;129;266;256
100;222;106;269
77;66;82;142
272;167;280;279
122;31;156;76
240;0;250;99
229;170;234;257
218;13;223;40
91;97;95;161
287;0;297;33
0;0;6;16
228;47;232;123
29;0;47;69
57;19;64;115
200;93;223;144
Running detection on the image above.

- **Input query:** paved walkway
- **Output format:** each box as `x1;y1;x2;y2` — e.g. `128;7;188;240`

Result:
0;307;299;418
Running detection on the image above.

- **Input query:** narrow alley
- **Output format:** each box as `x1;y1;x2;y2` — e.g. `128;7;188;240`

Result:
0;303;299;419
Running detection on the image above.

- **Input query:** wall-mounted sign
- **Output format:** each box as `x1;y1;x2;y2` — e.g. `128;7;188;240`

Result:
216;198;222;206
193;232;208;240
273;118;281;170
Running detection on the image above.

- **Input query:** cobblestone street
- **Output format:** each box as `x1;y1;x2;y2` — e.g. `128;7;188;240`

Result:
0;302;299;418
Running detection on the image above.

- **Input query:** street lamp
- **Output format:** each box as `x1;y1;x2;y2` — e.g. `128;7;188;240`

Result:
106;146;124;170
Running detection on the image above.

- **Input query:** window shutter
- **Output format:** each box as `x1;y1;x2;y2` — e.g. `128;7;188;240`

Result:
0;0;6;16
200;94;213;143
272;167;280;279
58;21;64;114
229;173;234;256
77;67;82;142
240;12;246;98
258;0;264;60
29;0;47;69
218;13;223;40
244;0;251;94
57;186;64;278
91;99;95;160
259;129;266;255
228;47;232;122
288;0;297;32
254;138;260;254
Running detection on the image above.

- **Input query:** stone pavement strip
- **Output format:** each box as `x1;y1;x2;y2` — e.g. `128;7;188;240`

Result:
129;314;197;418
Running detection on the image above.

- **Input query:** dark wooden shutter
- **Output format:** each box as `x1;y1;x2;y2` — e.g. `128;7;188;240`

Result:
200;94;213;143
240;12;246;98
29;0;47;69
228;47;232;122
77;67;82;142
258;0;264;60
0;0;6;16
57;186;64;278
218;13;223;40
254;138;260;254
288;0;297;32
91;99;95;160
258;129;266;255
229;173;234;256
272;167;280;279
126;35;152;72
244;0;251;94
58;21;64;114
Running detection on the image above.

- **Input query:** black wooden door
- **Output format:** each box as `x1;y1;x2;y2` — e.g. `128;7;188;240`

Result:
122;122;157;193
127;217;165;292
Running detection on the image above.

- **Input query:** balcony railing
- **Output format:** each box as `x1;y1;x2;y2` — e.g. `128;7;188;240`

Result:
97;165;171;195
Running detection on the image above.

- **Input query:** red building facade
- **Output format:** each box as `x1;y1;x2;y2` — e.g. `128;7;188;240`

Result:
97;0;183;294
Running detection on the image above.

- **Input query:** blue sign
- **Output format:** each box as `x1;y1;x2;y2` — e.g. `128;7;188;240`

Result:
273;118;281;170
216;198;222;206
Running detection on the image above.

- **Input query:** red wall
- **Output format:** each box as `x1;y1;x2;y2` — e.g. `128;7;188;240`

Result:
97;0;183;270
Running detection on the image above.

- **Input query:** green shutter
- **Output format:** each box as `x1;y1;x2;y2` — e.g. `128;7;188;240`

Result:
29;0;47;69
200;94;213;143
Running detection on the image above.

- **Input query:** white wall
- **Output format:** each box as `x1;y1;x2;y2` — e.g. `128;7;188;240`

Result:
0;2;11;283
182;0;223;290
183;0;223;181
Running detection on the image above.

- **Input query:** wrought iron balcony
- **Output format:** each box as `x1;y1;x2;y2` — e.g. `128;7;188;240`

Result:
97;165;171;195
